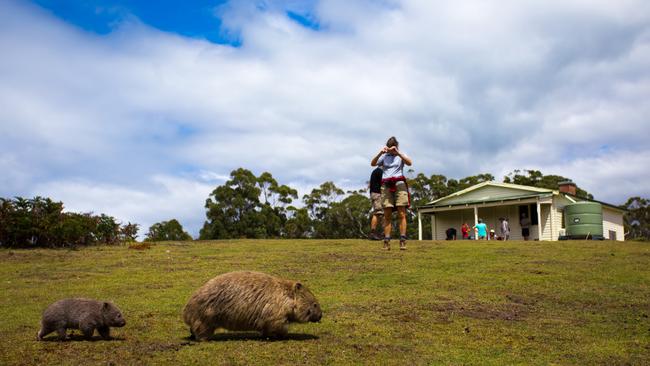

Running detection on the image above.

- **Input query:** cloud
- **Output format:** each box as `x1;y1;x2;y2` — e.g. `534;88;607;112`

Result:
1;0;650;236
31;175;215;239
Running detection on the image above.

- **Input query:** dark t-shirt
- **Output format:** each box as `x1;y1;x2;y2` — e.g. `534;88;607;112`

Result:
446;228;457;240
369;168;383;194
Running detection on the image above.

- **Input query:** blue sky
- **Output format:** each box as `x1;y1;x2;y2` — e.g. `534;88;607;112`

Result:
1;0;650;237
31;0;320;44
32;0;238;44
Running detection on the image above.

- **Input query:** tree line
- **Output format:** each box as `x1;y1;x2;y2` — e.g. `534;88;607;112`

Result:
0;197;138;248
198;168;647;241
1;168;648;247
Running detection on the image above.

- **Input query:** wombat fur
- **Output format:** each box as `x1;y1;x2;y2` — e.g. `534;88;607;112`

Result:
183;271;322;340
37;298;126;341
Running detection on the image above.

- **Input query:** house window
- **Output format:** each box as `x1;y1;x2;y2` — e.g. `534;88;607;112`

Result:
518;204;539;225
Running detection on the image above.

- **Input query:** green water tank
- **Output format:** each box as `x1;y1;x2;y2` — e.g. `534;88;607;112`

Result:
564;202;603;239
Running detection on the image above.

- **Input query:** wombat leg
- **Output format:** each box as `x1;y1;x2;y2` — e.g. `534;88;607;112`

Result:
262;323;288;339
192;322;215;341
97;326;111;339
81;325;95;340
56;327;67;341
194;327;216;341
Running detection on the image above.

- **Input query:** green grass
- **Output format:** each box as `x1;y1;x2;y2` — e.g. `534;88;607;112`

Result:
1;239;649;365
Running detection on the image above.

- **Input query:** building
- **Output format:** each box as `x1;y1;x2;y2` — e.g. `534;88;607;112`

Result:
416;181;625;241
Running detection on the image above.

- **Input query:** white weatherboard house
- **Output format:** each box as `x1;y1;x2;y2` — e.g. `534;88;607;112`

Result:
416;181;625;241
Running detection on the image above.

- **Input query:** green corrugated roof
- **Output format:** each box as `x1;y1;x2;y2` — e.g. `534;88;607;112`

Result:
417;181;624;212
432;192;552;207
425;182;554;207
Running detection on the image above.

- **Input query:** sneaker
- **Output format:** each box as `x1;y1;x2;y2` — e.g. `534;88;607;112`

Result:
399;235;407;250
383;237;391;250
369;232;383;241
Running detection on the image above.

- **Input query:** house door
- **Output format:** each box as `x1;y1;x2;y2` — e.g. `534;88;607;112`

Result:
518;204;539;239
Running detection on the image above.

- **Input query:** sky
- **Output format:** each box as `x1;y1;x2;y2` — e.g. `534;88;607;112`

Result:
1;0;649;238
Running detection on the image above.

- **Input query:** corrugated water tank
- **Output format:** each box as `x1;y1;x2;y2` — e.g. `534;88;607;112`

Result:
564;202;603;239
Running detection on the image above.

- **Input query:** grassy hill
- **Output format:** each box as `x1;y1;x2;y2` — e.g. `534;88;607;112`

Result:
1;239;649;365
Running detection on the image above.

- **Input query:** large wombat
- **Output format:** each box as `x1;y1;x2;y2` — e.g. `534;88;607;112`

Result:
183;271;322;340
37;298;126;341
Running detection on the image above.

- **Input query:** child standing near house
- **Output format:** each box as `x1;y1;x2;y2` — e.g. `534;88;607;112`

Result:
461;222;470;240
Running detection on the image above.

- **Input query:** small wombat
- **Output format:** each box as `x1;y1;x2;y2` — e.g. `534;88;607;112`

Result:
183;271;322;341
37;298;126;341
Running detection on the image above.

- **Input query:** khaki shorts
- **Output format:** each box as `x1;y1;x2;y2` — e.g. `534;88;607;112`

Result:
381;182;409;208
370;192;383;216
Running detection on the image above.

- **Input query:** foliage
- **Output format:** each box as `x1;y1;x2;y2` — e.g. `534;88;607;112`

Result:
0;197;138;248
317;190;371;239
503;169;593;199
95;214;121;244
620;197;650;240
284;206;312;238
302;182;345;238
54;212;98;247
200;169;298;239
144;219;192;242
119;222;140;242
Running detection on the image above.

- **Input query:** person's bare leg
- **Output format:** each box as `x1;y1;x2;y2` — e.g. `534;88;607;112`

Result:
397;206;407;250
383;207;392;250
398;206;407;237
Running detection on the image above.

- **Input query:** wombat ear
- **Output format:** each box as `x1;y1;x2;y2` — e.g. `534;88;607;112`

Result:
294;282;303;291
103;302;110;310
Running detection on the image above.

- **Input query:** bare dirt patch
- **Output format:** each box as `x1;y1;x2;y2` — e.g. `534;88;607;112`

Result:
505;293;543;306
422;299;531;322
128;243;152;250
349;343;411;356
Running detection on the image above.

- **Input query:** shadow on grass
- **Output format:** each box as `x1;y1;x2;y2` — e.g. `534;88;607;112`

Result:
183;332;319;342
39;334;127;342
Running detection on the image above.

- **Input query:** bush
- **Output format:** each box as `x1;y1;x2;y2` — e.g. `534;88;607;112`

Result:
0;197;139;248
144;219;192;242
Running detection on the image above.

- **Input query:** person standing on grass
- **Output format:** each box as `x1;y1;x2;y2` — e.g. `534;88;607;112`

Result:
473;219;488;240
520;213;531;240
499;217;510;241
461;222;470;240
370;136;412;251
368;167;384;240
